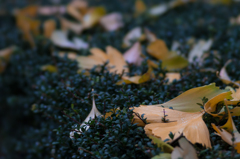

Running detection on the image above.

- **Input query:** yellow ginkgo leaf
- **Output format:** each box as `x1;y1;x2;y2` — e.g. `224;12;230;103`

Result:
41;65;57;73
70;94;101;138
217;60;240;87
123;42;143;66
133;106;211;147
135;0;147;15
212;100;240;153
106;46;129;75
82;7;106;28
147;39;170;60
152;83;228;112
152;153;171;159
116;67;153;85
149;136;174;153
43;19;56;38
100;12;124;31
0;46;15;73
171;137;198;159
162;54;188;71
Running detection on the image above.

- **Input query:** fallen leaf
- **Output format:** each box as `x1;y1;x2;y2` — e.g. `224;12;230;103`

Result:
149;135;174;153
155;83;227;112
123;27;145;47
151;153;171;159
162;54;188;71
82;7;106;28
41;65;57;73
144;28;157;43
212;99;240;153
188;39;213;64
43;19;56;38
38;5;66;16
58;52;77;60
135;0;146;15
67;0;88;22
134;106;211;147
60;17;84;34
0;46;15;73
148;3;169;16
116;67;153;85
123;42;143;66
100;12;124;31
51;30;89;50
165;73;181;84
14;5;38;17
70;93;101;138
217;60;240;87
171;137;198;159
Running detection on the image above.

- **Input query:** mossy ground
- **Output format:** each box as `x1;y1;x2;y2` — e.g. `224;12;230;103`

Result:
1;0;240;159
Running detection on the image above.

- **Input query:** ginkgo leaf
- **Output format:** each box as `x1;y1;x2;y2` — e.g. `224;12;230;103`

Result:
188;39;213;64
67;0;88;22
106;46;129;75
14;5;38;17
135;0;146;15
60;17;84;34
148;3;169;16
133;106;211;147
82;7;106;29
0;46;15;73
212;100;240;153
217;60;240;87
123;42;143;66
147;39;170;60
171;137;198;159
43;19;56;38
149;83;228;112
90;48;109;62
151;153;171;159
123;27;145;47
162;54;188;71
116;67;153;85
76;56;104;70
51;30;88;50
70;94;101;138
144;28;157;43
165;73;181;84
100;12;124;31
41;65;57;73
149;135;174;153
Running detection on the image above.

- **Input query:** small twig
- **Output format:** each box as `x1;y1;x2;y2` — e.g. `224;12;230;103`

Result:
133;112;147;124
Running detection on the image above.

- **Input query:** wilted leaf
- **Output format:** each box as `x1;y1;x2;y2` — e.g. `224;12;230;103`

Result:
82;7;106;28
212;100;240;153
151;153;171;159
123;27;145;47
70;94;101;138
60;17;84;34
41;65;57;73
43;19;56;38
162;54;188;71
135;0;146;15
149;135;174;153
38;5;66;16
116;67;153;85
67;0;88;22
171;137;198;159
217;60;240;87
0;46;15;73
133;106;211;147
144;28;157;43
188;39;213;64
14;5;38;17
100;12;124;31
51;30;89;50
123;42;143;66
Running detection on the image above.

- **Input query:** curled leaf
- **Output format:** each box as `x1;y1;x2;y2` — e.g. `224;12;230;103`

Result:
217;60;240;87
171;137;198;159
188;39;213;64
100;12;124;31
123;42;143;66
51;30;88;50
212;100;240;153
123;27;145;47
70;94;101;138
